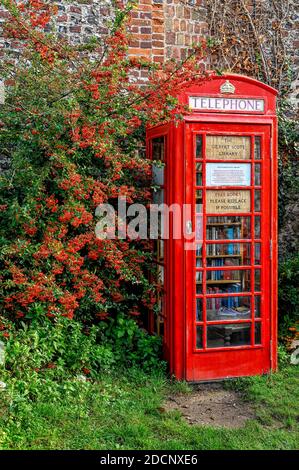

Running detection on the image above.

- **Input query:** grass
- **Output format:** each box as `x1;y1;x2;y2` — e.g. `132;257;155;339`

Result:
0;362;298;450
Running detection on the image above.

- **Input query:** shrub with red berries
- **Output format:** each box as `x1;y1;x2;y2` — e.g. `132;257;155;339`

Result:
0;0;209;335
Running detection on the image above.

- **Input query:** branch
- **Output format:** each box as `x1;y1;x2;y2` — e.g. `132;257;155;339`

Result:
239;0;271;84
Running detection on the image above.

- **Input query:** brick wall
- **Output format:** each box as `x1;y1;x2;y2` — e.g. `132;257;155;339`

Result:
53;1;112;42
128;0;207;62
163;0;207;61
0;1;208;64
0;0;297;101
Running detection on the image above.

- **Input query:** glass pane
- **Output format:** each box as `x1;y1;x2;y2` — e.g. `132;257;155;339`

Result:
196;244;203;267
158;240;164;261
255;296;261;318
157;264;164;286
254;136;261;160
207;324;251;348
255;216;261;238
196;298;203;321
158;318;164;337
255;323;261;344
196;271;203;294
196;244;202;257
152;164;164;186
152;191;165;238
196;135;203;158
206;243;251;266
154;239;164;262
156;294;163;315
255;243;261;265
206;269;251;293
254;190;261;211
153;296;163;335
196;190;203;213
196;256;202;268
206;135;251;160
196;284;203;294
206;217;251;239
255;269;261;291
196;215;203;240
153;188;164;205
254;164;261;186
196;326;203;349
152;137;164;161
196;162;203;186
207;296;251;321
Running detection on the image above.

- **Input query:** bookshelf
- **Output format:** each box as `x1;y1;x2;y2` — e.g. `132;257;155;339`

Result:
196;215;251;316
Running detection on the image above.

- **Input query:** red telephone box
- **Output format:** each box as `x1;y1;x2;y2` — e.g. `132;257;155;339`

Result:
147;74;278;381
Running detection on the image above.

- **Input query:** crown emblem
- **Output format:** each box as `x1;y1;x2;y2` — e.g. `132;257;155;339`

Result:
220;80;235;94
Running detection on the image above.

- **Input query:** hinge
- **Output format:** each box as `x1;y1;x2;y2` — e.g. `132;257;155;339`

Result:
270;239;272;259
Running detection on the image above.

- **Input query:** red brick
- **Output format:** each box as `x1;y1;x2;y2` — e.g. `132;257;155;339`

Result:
140;12;152;19
138;34;152;40
152;24;164;33
153;18;163;26
153;34;164;41
132;19;151;27
152;40;164;48
129;39;140;47
129;48;152;56
140;27;152;34
138;4;152;12
140;41;152;49
152;48;164;55
152;10;164;19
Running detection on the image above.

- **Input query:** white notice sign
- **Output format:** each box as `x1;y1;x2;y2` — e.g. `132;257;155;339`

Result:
206;190;251;213
206;163;251;187
189;96;264;113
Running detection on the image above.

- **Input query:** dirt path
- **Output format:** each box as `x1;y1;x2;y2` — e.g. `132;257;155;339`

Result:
164;383;256;428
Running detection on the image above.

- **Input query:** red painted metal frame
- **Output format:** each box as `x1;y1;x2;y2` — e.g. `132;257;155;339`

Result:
146;74;278;381
185;122;271;381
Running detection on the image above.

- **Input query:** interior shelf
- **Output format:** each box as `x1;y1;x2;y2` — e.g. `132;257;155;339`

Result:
196;280;242;284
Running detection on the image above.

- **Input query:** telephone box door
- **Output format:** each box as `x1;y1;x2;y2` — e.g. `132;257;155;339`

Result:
185;122;272;381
